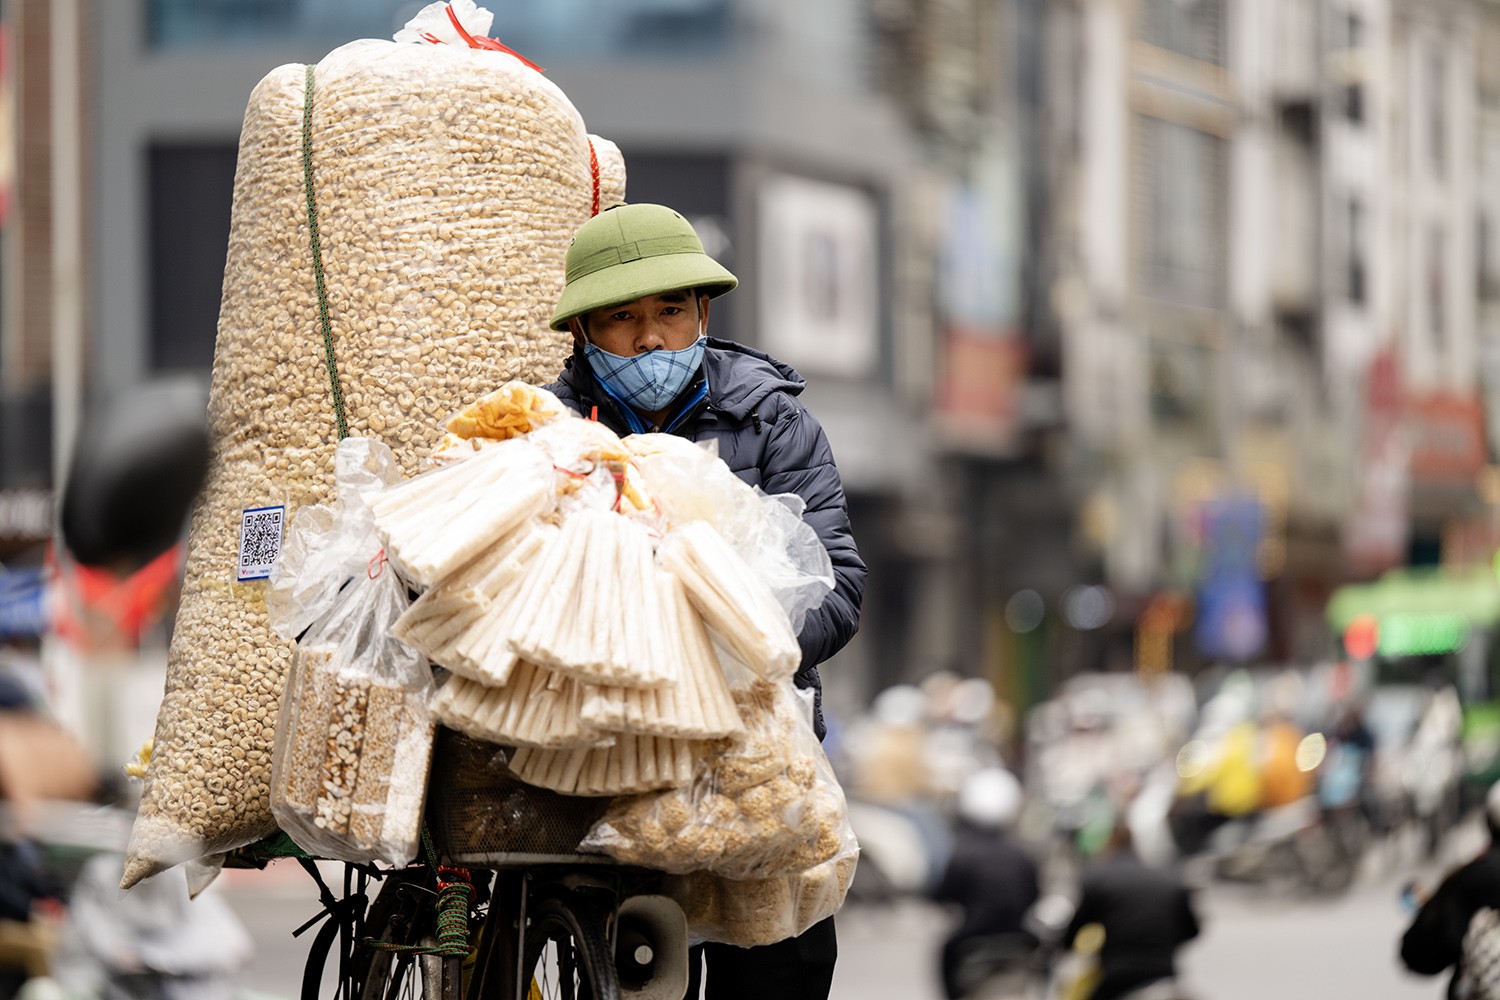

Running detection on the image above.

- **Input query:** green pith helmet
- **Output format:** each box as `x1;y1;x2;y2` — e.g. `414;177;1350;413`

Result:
550;203;738;331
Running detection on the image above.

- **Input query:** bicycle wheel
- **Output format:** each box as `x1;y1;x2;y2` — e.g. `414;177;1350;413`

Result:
520;894;620;1000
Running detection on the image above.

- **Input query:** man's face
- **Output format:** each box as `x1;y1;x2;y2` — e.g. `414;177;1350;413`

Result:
572;289;709;356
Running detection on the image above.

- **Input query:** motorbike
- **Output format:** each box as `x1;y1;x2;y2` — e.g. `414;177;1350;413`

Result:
950;894;1197;1000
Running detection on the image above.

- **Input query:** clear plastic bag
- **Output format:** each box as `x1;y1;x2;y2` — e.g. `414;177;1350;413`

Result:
624;434;833;631
270;562;435;867
747;490;834;634
267;437;403;642
579;680;857;879
664;847;859;948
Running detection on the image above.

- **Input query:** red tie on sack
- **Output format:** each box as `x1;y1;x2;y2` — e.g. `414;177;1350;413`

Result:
421;4;547;72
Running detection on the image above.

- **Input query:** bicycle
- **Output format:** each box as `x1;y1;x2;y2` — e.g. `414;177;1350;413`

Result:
249;728;691;1000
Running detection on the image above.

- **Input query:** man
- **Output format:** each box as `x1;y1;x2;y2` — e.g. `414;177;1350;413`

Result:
1401;781;1500;997
1066;824;1200;1000
544;202;867;1000
933;767;1040;1000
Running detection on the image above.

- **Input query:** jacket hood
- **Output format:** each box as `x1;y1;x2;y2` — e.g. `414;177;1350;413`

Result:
559;337;805;421
700;337;805;418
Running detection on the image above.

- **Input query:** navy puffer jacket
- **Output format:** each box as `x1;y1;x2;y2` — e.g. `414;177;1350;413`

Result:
543;337;866;739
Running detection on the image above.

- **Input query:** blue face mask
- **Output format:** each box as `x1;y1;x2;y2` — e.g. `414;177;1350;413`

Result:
584;335;707;412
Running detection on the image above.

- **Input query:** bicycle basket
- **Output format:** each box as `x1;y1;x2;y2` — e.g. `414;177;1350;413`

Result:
424;727;614;864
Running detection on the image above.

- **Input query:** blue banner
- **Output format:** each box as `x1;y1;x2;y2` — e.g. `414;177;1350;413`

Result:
1195;497;1267;661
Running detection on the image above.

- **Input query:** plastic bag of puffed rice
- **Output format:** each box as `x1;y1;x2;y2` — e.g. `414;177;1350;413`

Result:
122;1;627;888
269;566;433;868
579;681;858;881
663;848;860;948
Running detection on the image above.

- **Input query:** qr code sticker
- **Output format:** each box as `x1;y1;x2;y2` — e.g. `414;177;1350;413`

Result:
238;505;286;582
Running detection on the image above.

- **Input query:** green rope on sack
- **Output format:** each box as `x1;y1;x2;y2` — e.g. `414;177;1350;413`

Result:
301;63;350;441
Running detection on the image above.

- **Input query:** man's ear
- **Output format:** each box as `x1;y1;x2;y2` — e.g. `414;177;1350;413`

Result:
568;317;587;352
698;295;711;336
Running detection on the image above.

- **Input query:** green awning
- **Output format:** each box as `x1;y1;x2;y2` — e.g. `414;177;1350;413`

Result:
1326;566;1500;633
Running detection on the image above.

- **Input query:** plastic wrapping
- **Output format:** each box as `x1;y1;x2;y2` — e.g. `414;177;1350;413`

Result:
431;380;571;462
658;523;801;681
267;437;402;642
579;681;858;879
526;417;650;521
624;434;833;631
124;8;627;887
624;434;762;542
370;436;554;586
747;491;835;634
269;563;434;867
664;849;859;948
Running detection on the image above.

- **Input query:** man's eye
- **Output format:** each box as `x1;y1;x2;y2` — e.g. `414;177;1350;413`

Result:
610;311;631;321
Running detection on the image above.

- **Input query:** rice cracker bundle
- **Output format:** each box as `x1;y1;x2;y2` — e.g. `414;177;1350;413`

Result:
123;19;627;887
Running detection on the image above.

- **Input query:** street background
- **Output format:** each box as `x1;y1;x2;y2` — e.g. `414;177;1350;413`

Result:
0;0;1498;997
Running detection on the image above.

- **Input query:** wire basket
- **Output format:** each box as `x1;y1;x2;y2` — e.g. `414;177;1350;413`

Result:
424;727;615;865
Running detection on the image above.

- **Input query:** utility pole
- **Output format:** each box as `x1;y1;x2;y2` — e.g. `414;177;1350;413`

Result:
50;0;82;494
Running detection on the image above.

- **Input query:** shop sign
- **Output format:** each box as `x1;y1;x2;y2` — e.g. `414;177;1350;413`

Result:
1406;393;1486;484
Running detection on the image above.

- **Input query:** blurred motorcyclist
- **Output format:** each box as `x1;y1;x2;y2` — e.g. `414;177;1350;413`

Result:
1319;700;1376;813
1066;823;1200;1000
1317;699;1377;878
1401;780;1500;997
933;767;1040;1000
1170;695;1260;856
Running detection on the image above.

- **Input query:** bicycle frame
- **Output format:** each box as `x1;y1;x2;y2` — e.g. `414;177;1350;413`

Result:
341;855;687;1000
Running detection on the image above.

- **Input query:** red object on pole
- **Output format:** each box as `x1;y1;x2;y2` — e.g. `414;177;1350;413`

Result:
1343;613;1380;661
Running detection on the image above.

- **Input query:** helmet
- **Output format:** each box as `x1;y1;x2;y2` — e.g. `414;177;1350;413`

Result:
958;767;1024;830
872;684;927;728
550;204;738;330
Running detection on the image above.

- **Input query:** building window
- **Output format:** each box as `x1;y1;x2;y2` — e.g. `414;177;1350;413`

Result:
146;0;730;53
1347;197;1367;305
1337;11;1364;123
1481;214;1498;301
1345;82;1365;124
1137;0;1224;66
1428;49;1446;177
1429;224;1446;352
1134;115;1228;308
147;0;298;48
149;144;238;371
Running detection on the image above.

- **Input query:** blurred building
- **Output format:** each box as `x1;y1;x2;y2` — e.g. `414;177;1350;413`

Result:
1041;0;1500;675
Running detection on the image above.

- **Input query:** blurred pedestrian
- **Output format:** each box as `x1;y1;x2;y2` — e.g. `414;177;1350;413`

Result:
1400;781;1500;997
48;853;252;1000
933;768;1040;1000
1066;823;1200;1000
